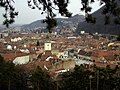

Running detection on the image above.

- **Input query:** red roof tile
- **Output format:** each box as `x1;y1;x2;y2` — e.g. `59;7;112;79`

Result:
95;62;116;69
1;52;29;61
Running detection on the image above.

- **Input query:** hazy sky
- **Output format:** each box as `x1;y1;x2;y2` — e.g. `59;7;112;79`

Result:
0;0;103;25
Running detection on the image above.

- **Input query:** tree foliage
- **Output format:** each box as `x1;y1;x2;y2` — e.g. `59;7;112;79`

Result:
30;66;56;90
0;55;120;90
117;35;120;41
0;0;120;32
59;65;120;90
0;0;18;27
0;55;27;90
0;55;56;90
27;0;72;33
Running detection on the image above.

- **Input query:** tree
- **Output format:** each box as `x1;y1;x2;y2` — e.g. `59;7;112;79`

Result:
0;0;18;27
0;55;28;90
117;35;120;41
59;65;91;90
36;40;40;46
30;66;56;90
0;0;120;33
59;64;120;90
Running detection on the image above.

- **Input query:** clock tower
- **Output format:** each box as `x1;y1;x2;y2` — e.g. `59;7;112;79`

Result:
44;42;51;51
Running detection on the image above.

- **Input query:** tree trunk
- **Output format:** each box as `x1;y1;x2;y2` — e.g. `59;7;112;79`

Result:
37;81;40;90
97;71;99;90
8;79;10;90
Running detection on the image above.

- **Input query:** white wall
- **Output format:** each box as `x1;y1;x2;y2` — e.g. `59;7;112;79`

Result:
13;55;29;65
44;43;51;51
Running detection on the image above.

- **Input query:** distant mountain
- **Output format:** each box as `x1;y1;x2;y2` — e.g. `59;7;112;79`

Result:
21;14;85;31
0;24;23;32
22;20;46;30
76;2;120;35
69;14;85;22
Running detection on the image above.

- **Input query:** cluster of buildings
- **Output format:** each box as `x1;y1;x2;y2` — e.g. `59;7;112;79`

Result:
0;32;120;78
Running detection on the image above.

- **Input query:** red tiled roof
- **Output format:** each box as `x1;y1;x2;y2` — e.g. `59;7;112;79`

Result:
104;55;116;61
36;50;44;54
95;62;116;69
40;51;58;61
92;51;120;58
1;52;29;61
20;60;52;71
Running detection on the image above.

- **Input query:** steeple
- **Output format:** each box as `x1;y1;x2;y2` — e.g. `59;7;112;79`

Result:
44;42;51;51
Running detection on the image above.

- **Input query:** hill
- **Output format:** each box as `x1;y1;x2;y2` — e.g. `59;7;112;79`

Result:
21;14;85;33
76;3;120;35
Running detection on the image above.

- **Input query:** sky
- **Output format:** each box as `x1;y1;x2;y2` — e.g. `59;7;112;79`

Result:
0;0;104;25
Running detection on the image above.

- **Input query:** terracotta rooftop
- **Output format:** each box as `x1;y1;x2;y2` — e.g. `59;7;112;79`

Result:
40;51;58;61
92;51;120;58
1;52;29;61
36;50;44;54
95;62;117;69
20;60;52;71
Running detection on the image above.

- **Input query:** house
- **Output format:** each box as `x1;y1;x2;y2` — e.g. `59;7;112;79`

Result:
78;50;92;60
95;62;117;69
91;50;120;63
11;37;22;42
40;51;59;62
49;60;75;73
13;55;29;65
1;52;30;65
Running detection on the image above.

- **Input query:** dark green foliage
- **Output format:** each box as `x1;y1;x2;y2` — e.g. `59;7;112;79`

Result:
28;0;72;32
114;17;120;24
37;53;43;59
76;2;120;35
26;0;120;27
36;40;40;46
104;15;111;25
1;0;120;32
43;16;57;33
60;65;120;90
85;14;96;23
59;65;91;90
0;55;27;90
102;0;120;25
0;54;120;90
0;0;18;27
0;55;56;90
30;66;56;90
117;35;120;41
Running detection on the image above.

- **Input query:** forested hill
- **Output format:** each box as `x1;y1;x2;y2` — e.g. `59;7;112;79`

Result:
21;14;85;30
76;3;120;35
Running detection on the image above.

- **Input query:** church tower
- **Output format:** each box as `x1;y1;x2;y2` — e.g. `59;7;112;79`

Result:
44;42;51;51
